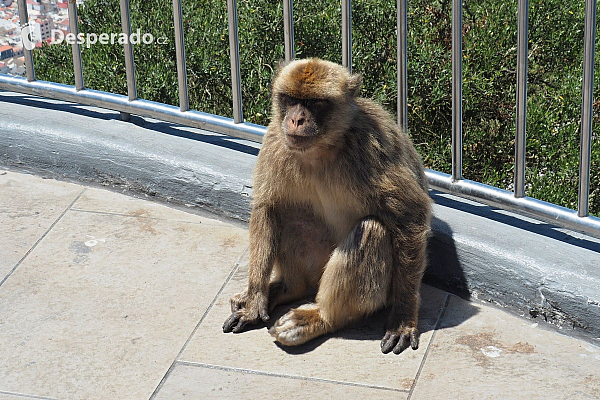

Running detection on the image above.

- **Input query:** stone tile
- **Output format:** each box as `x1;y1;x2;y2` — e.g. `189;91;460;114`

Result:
0;170;83;279
179;256;451;392
154;362;405;400
71;187;227;225
0;209;248;400
411;295;600;399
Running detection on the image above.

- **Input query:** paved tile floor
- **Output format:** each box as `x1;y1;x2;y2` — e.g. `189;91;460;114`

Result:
0;169;598;400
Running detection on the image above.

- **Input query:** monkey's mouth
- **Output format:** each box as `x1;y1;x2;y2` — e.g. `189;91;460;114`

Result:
285;134;316;150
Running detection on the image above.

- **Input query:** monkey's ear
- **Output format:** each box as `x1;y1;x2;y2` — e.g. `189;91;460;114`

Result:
348;73;363;98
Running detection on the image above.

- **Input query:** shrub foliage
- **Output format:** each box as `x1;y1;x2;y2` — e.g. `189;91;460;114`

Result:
33;0;600;215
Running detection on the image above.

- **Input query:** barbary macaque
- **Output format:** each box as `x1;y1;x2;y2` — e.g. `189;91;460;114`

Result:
223;58;431;354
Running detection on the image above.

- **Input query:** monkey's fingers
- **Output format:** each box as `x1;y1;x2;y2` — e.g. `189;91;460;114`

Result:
222;312;244;333
381;328;419;354
392;332;411;354
410;329;420;350
380;331;399;354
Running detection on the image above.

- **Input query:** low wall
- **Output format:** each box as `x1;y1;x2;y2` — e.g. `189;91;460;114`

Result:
1;91;598;340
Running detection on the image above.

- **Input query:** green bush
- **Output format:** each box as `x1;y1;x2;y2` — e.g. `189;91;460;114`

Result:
33;0;599;215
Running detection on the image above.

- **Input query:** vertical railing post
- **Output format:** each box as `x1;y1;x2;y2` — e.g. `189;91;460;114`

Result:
67;0;84;90
227;0;243;123
172;0;189;112
514;0;529;198
451;0;463;181
283;0;295;63
16;0;35;81
119;0;137;121
341;0;352;72
397;0;408;132
578;0;597;217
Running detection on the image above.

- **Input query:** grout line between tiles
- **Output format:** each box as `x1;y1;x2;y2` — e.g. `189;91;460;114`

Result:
176;361;409;393
407;293;451;399
148;247;249;400
0;390;59;400
0;188;87;288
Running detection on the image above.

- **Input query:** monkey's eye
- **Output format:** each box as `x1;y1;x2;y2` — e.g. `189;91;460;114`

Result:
279;94;300;106
305;99;331;111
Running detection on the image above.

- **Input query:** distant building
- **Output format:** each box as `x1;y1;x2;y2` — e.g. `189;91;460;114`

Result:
0;43;13;60
11;56;25;75
56;1;68;13
0;60;9;74
31;16;54;42
26;0;44;13
56;17;68;32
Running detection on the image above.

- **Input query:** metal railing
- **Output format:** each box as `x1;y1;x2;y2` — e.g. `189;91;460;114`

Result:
1;0;599;239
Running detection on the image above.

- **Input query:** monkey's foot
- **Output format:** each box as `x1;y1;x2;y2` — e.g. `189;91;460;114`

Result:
380;325;420;354
223;291;270;333
269;304;328;346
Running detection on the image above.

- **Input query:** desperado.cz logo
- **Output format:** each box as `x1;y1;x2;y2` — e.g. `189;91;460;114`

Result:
20;21;36;51
20;23;167;51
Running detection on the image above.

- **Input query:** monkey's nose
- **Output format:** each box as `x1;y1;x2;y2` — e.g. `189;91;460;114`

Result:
292;117;305;127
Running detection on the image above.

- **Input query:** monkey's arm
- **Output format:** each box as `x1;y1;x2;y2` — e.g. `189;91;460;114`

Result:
223;205;279;333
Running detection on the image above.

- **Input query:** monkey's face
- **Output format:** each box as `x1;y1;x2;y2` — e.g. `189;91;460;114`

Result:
270;58;362;153
279;94;332;151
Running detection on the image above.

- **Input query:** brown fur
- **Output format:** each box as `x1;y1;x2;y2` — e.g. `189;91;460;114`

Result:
222;58;431;354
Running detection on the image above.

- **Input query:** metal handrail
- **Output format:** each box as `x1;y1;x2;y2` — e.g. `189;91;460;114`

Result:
1;0;599;238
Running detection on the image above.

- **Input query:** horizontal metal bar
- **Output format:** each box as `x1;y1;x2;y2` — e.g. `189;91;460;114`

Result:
0;75;264;142
426;169;600;239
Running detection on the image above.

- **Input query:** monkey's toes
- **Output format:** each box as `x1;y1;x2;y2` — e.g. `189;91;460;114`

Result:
222;311;257;334
222;311;245;333
269;305;325;346
381;327;419;354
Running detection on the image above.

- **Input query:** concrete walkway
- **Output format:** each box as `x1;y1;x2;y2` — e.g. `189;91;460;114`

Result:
1;169;598;400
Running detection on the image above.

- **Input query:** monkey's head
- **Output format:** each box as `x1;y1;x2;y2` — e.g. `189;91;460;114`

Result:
271;58;362;152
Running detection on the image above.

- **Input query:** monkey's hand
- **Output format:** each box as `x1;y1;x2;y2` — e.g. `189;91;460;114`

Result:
380;325;420;354
222;290;270;333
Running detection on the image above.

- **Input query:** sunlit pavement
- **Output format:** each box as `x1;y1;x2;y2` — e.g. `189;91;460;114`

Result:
1;169;598;400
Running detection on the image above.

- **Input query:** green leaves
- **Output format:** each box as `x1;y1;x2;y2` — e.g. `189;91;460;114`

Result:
32;0;599;215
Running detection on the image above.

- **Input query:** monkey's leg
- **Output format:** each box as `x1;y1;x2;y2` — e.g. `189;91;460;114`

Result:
224;206;332;334
380;226;428;355
269;218;392;346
